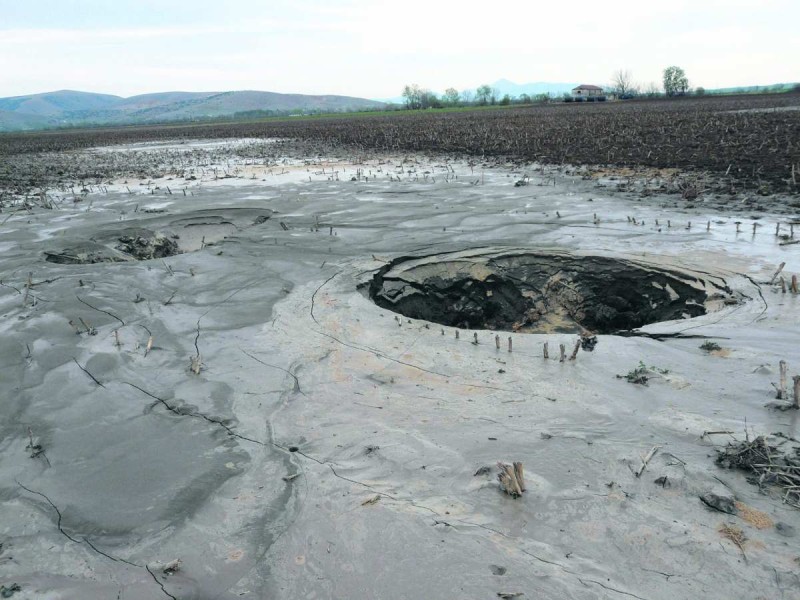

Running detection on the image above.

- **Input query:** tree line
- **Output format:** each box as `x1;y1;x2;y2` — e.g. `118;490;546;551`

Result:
402;67;797;110
401;83;553;110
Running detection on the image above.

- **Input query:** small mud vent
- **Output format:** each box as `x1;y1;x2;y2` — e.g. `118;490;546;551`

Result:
367;249;736;334
45;229;180;264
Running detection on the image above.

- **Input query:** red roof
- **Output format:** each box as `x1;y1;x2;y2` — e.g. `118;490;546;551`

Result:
573;84;603;91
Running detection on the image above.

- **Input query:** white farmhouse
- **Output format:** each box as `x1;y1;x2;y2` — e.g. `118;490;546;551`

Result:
571;84;604;98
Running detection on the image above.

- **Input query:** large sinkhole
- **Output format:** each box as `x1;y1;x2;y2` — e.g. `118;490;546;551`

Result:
366;249;736;334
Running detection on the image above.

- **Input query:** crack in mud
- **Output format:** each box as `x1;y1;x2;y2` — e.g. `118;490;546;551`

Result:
76;295;126;327
578;578;651;600
123;381;266;446
310;271;339;326
16;481;175;598
240;348;305;396
145;565;178;600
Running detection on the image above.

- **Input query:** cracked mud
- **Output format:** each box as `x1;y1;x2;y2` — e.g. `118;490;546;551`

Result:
1;140;799;600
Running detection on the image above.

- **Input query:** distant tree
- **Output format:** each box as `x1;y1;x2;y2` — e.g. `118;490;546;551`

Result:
443;87;461;106
402;84;422;109
611;69;635;97
460;89;474;104
663;66;689;96
491;87;500;105
643;82;661;97
402;84;440;109
476;84;493;106
418;88;440;109
534;93;550;104
517;93;532;104
499;94;512;106
695;86;706;96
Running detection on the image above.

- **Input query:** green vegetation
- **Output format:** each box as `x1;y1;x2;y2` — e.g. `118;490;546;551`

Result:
663;66;689;96
700;341;722;352
617;361;670;385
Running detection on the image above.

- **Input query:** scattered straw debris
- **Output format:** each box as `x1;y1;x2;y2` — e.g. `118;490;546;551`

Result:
715;435;800;508
734;502;774;529
719;524;747;559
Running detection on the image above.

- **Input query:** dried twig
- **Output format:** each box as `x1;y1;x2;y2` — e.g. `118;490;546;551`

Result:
636;446;660;478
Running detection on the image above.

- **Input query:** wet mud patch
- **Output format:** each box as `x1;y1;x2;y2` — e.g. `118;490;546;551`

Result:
367;248;736;334
44;208;274;263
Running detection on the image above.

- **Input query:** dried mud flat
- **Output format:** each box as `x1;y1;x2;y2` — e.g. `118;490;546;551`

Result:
1;140;800;600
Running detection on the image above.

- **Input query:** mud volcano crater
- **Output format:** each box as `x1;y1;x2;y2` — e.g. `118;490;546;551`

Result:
367;249;736;334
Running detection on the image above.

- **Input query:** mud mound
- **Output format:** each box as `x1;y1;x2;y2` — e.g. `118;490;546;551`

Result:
43;242;132;265
116;232;179;260
45;229;180;264
367;248;736;334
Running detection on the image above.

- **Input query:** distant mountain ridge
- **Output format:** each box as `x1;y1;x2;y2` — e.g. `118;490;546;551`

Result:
0;89;386;131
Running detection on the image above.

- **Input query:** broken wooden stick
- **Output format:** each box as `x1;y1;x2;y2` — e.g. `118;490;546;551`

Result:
791;275;798;294
22;272;32;306
636;446;660;478
507;336;512;353
794;375;800;410
569;340;580;361
543;342;549;359
559;343;566;362
769;262;786;285
495;334;500;350
777;360;788;400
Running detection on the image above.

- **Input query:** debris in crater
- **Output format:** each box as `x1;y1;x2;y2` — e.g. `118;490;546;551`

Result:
116;232;179;260
366;249;735;334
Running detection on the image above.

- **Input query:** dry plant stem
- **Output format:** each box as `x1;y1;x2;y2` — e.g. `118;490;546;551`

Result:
495;335;500;350
636;446;660;477
543;342;549;359
497;462;523;497
792;275;798;294
559;344;566;363
513;462;525;491
190;354;202;375
23;272;32;306
569;340;580;361
79;318;93;334
778;360;788;400
769;262;786;284
794;376;800;409
507;336;512;352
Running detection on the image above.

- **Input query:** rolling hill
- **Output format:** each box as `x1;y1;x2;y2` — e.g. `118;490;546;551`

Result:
0;89;387;131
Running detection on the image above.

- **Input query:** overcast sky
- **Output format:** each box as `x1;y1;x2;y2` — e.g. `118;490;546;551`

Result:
1;0;797;99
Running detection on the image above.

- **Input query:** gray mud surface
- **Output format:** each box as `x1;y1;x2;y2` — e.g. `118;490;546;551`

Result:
1;142;799;599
